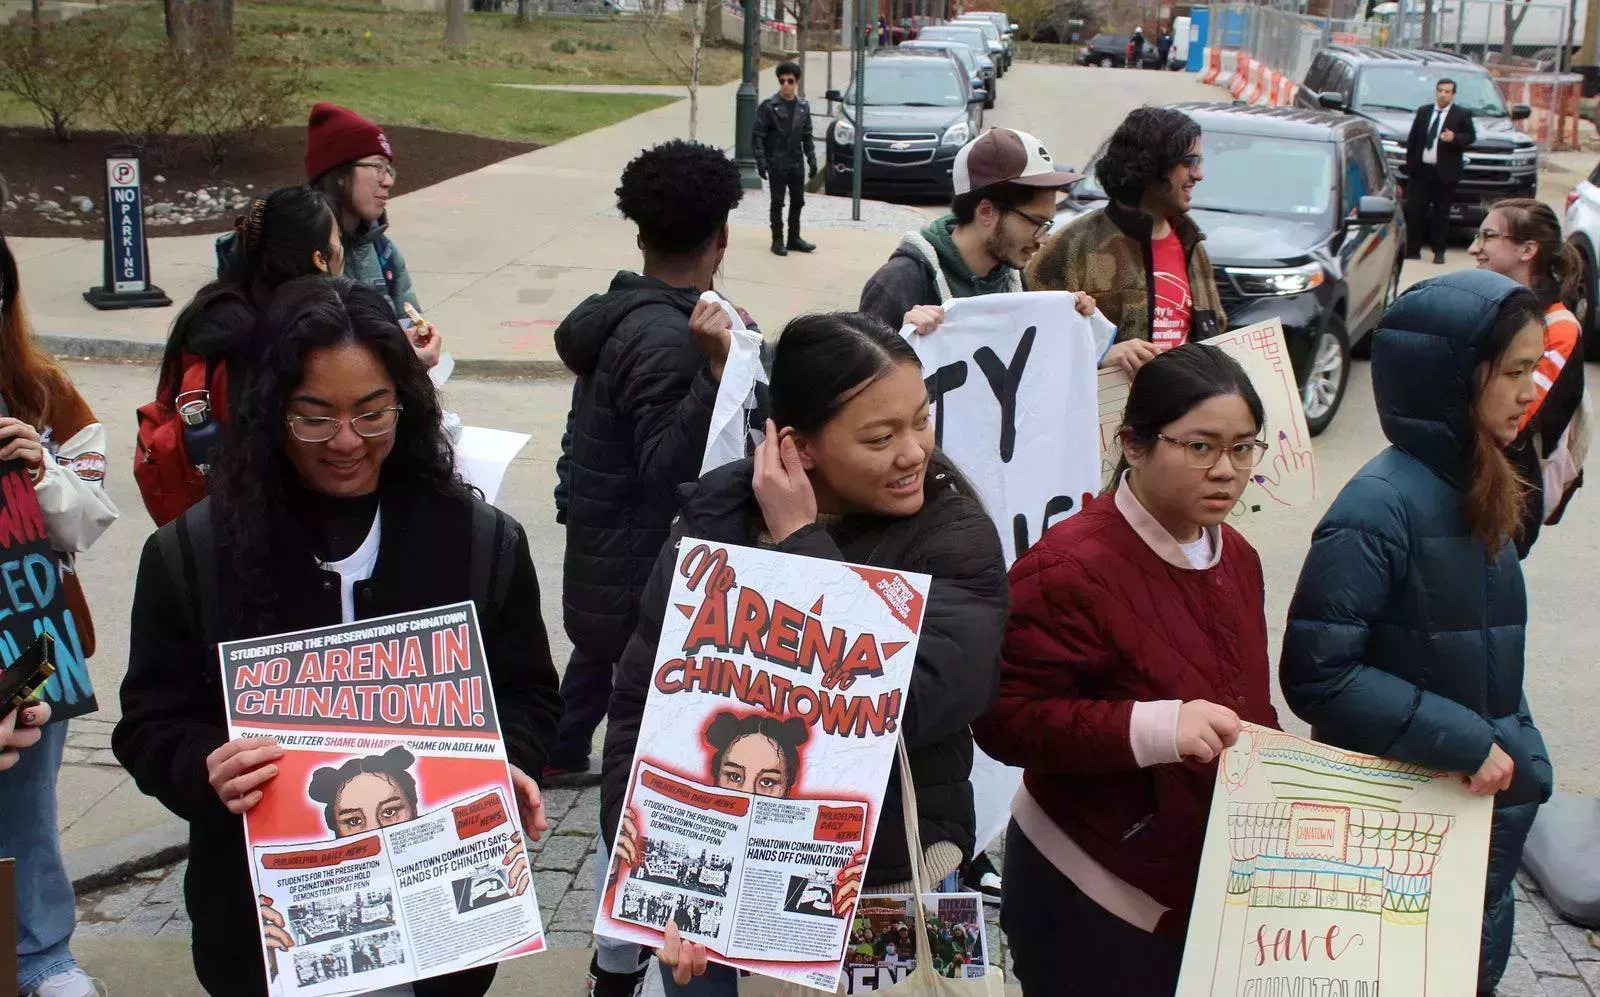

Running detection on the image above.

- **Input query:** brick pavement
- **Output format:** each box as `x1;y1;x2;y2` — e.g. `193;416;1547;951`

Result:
80;781;1600;995
74;782;1015;992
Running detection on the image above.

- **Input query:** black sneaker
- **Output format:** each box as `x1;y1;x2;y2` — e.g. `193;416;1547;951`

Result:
787;236;816;253
962;852;1003;906
771;240;788;256
586;951;648;997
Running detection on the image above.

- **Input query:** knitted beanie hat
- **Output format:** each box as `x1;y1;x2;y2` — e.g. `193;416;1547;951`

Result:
304;102;393;182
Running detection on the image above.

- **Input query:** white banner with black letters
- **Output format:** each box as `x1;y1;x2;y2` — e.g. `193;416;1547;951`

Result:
908;291;1104;851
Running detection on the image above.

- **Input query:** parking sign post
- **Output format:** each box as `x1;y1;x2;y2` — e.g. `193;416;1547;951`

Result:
83;148;171;311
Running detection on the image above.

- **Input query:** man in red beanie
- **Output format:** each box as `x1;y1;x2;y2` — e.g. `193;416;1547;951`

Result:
306;102;442;368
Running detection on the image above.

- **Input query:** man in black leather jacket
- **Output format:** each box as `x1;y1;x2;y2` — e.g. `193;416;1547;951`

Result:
753;61;819;257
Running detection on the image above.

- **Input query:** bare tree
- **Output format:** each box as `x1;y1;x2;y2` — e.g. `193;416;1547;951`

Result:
797;0;810;96
518;0;532;23
165;0;234;53
688;0;705;137
1500;0;1536;56
445;0;469;45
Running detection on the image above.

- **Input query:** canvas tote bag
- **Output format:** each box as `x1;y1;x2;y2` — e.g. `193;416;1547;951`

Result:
746;739;1006;996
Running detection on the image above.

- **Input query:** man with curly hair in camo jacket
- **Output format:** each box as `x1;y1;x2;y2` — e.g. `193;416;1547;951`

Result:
1027;107;1227;377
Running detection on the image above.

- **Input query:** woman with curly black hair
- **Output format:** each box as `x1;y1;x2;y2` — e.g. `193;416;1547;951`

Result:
555;135;756;997
1027;106;1226;362
113;277;561;997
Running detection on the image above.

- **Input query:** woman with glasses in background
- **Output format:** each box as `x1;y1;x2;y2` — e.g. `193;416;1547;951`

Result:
305;102;442;370
973;344;1281;995
114;278;562;997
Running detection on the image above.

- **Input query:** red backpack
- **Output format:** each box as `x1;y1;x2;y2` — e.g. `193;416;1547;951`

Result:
133;357;230;526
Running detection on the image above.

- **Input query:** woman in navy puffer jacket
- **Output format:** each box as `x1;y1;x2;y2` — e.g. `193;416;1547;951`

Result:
1281;269;1555;994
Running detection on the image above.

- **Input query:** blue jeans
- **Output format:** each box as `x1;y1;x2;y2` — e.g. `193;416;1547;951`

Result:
657;872;961;995
0;721;79;993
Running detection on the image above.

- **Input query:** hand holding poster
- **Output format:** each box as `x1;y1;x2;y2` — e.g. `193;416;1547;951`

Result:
1177;723;1493;996
1098;318;1318;515
595;539;929;992
218;603;546;996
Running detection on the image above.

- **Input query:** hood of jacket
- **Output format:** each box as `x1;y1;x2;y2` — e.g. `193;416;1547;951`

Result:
1371;268;1527;488
888;215;1018;302
343;213;392;248
554;271;701;376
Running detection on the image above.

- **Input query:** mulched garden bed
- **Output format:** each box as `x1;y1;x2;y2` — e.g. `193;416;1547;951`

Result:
0;123;538;238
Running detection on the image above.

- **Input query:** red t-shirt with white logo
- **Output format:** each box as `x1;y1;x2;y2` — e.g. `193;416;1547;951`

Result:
1150;229;1192;348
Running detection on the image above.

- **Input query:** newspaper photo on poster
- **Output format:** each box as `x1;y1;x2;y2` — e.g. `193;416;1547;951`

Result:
218;602;546;997
844;892;991;993
596;539;930;992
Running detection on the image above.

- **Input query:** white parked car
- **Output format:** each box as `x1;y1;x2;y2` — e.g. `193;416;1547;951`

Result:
1561;161;1600;360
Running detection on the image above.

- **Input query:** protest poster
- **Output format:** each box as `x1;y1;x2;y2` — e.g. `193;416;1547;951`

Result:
0;455;95;719
595;539;929;992
218;603;546;996
453;426;531;505
1098;318;1319;516
1176;723;1493;996
843;892;992;993
908;290;1104;565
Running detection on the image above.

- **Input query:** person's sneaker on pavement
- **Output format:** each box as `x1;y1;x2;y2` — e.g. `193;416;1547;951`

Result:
961;851;1003;906
29;968;107;997
544;752;591;779
586;950;649;997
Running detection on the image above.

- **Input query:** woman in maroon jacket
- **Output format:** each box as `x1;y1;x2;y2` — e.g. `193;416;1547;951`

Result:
973;344;1280;995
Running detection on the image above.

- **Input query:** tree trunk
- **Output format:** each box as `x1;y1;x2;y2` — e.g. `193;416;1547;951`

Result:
1420;0;1435;48
1502;0;1532;57
165;0;234;52
517;0;531;22
445;0;469;45
688;0;704;138
797;1;809;97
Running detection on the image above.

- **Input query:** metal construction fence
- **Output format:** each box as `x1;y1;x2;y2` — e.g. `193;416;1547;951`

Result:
1201;0;1583;150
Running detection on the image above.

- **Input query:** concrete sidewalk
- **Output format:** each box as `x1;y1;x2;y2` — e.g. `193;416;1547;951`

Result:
10;51;922;374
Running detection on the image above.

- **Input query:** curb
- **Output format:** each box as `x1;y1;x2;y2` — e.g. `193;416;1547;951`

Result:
65;818;190;895
38;335;573;381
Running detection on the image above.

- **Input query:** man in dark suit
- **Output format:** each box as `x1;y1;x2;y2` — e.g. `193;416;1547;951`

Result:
1404;78;1476;264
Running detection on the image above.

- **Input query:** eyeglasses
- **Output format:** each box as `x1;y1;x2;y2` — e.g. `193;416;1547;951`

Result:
1471;228;1510;244
1007;207;1054;238
287;406;403;443
352;160;398;182
1156;433;1269;469
1178;153;1204;170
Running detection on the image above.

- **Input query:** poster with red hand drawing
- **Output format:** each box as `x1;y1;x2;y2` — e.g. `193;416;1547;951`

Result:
594;539;929;993
218;603;546;997
1176;723;1492;996
1098;318;1318;516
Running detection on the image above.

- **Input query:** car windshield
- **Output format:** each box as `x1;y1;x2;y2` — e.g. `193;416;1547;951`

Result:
921;27;987;51
844;61;966;106
1074;130;1335;218
904;43;976;73
961;19;1000;40
1353;66;1510;117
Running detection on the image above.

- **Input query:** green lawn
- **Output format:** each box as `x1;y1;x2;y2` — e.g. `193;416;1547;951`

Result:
0;0;751;140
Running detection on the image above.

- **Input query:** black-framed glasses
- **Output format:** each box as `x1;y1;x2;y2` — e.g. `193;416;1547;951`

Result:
352;160;398;183
287;406;403;444
1157;433;1269;469
1008;207;1054;237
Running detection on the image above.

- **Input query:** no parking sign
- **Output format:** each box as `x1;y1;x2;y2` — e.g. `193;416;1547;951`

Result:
83;149;170;310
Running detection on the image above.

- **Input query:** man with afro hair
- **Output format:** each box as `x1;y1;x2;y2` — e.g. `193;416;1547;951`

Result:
552;138;753;997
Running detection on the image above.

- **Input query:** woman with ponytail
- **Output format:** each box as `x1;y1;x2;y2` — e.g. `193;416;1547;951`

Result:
1467;197;1587;554
1281;270;1555;996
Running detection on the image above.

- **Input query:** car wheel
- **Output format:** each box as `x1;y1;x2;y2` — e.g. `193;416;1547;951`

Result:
1302;317;1350;437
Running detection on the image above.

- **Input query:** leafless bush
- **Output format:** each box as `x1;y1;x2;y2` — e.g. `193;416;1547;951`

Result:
0;16;129;141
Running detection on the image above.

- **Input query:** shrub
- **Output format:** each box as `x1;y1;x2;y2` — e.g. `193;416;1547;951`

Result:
185;49;310;165
0;16;128;141
550;37;577;52
578;38;614;50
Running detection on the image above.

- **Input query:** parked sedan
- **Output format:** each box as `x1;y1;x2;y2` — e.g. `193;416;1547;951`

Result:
897;38;987;123
953;15;1010;74
1052;103;1406;435
916;24;998;103
1077;33;1129;67
824;53;987;200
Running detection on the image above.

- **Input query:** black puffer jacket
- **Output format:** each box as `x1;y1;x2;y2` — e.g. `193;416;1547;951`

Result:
112;479;562;997
600;454;1010;886
555;271;720;663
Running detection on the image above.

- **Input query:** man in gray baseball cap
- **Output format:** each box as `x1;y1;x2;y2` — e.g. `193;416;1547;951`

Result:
859;127;1092;334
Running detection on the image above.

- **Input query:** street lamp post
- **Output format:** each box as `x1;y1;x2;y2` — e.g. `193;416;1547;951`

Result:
733;0;763;189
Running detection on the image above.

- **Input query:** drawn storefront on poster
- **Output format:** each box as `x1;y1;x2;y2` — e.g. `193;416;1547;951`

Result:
1180;726;1493;997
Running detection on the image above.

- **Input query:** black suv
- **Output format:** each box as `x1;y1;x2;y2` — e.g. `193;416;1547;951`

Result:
1295;47;1539;232
1053;102;1406;435
824;53;987;199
